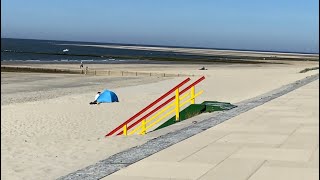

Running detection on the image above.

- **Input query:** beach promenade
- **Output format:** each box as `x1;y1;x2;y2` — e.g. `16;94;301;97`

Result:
101;79;319;180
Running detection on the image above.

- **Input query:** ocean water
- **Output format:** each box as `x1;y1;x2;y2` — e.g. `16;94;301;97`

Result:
2;38;317;64
1;38;200;64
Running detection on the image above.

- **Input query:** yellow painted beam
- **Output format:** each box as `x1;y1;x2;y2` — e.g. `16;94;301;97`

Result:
146;109;176;130
123;124;127;136
140;119;146;135
191;86;195;104
175;89;180;121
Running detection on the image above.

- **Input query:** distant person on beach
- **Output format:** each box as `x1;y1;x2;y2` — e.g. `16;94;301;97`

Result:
85;66;88;74
90;92;101;105
199;66;207;70
80;61;84;68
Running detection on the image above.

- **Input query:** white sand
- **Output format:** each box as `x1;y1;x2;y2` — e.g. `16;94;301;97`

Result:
1;62;319;179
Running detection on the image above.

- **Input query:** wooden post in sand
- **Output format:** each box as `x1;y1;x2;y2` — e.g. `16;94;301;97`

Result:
190;86;195;104
123;124;127;136
140;119;146;135
175;89;180;121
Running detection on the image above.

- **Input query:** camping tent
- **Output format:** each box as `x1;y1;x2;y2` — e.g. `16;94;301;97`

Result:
97;90;119;103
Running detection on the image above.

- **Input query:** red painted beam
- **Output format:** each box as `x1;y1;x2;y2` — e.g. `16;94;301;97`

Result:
117;96;175;135
180;76;205;94
105;77;191;137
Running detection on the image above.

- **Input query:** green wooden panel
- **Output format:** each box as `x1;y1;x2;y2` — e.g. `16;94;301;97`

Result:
202;101;237;112
154;104;206;130
154;101;237;131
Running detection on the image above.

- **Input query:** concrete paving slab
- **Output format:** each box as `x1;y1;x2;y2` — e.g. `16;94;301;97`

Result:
248;166;319;180
295;126;319;134
262;111;315;117
142;131;229;162
213;142;280;148
198;158;264;180
212;123;298;134
280;132;319;149
216;133;288;145
230;147;313;162
249;116;319;125
180;144;240;165
309;146;319;167
265;160;318;169
110;162;214;180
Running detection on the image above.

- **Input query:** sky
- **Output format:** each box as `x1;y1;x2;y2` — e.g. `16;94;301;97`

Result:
1;0;319;53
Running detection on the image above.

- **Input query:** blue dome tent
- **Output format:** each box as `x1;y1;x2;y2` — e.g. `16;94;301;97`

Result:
97;90;119;103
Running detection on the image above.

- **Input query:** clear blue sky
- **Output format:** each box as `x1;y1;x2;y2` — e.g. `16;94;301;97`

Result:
1;0;319;53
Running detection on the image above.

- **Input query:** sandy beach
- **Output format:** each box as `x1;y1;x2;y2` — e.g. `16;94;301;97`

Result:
1;61;319;179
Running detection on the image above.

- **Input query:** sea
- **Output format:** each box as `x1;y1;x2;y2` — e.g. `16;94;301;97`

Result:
1;38;205;64
1;38;317;64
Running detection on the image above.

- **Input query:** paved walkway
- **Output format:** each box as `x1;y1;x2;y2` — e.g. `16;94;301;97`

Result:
102;80;319;180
